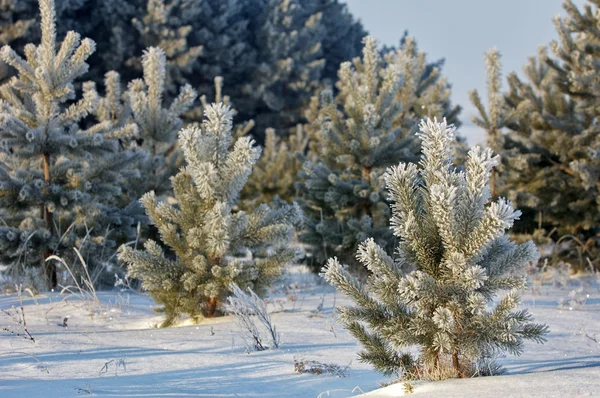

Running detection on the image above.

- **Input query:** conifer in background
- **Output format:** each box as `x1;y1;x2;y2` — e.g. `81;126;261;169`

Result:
127;0;203;95
298;36;461;271
470;0;600;267
247;0;325;133
0;0;367;134
0;0;144;288
323;118;548;379
240;124;308;210
310;0;366;82
126;46;197;199
118;103;302;326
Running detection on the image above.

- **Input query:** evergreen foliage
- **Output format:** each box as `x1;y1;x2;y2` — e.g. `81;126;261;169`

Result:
0;1;36;78
240;124;308;210
118;103;302;326
90;47;199;281
0;0;144;288
125;46;197;200
247;0;325;132
298;36;461;271
128;0;203;94
470;0;600;264
322;118;548;378
0;0;137;84
0;0;367;134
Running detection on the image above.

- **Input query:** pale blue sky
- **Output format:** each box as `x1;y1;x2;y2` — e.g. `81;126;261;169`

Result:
343;0;586;144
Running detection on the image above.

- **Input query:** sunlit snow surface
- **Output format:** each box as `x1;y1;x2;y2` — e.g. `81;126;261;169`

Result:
1;267;599;398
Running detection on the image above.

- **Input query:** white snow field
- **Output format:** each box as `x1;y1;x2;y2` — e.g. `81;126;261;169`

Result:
1;267;599;398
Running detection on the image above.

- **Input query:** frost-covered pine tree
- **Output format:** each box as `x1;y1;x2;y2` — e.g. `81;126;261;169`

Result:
468;48;505;199
240;124;308;210
0;0;144;288
118;103;302;326
470;0;600;254
298;36;461;271
126;46;197;199
127;0;203;95
322;118;548;378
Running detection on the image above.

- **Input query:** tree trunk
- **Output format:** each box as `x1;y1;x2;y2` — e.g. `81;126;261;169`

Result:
42;152;57;289
44;259;57;290
490;168;497;198
205;296;218;318
452;352;463;378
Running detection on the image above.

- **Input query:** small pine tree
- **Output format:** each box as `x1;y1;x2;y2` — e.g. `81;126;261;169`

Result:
0;0;144;288
118;103;302;326
468;48;504;199
91;46;198;261
298;36;460;271
322;118;548;378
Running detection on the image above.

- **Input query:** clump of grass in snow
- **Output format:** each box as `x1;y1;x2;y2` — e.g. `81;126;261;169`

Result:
47;249;103;319
226;284;279;352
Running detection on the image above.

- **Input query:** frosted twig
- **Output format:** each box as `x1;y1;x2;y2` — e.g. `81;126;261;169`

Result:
99;358;127;376
0;352;48;373
1;285;35;342
585;334;599;344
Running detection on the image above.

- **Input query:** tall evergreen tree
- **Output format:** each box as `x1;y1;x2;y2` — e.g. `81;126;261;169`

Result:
323;118;548;378
298;36;461;271
470;0;600;263
308;0;366;81
0;0;144;288
118;103;302;326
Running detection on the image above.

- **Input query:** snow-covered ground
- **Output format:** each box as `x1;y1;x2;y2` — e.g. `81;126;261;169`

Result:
1;268;599;398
